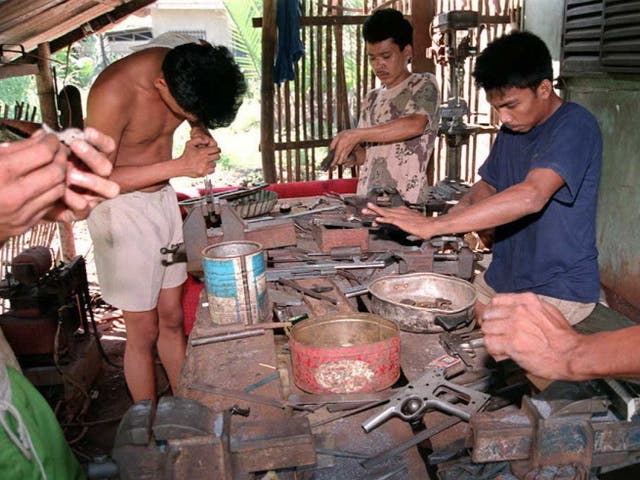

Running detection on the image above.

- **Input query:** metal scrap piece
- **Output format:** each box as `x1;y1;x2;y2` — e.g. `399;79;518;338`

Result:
42;123;85;145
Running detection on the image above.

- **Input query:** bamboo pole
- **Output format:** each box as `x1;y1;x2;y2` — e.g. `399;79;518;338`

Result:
284;81;292;182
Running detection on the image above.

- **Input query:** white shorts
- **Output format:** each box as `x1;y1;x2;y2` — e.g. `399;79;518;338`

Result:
473;271;595;326
87;185;187;312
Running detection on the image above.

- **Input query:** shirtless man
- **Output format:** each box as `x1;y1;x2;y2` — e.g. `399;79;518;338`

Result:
85;38;246;402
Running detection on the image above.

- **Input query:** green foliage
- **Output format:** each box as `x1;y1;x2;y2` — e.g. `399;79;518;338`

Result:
0;76;37;108
225;0;263;94
52;44;98;89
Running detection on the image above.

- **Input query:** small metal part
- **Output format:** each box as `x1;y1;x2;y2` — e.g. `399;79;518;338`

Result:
42;123;85;146
229;404;251;417
320;149;335;171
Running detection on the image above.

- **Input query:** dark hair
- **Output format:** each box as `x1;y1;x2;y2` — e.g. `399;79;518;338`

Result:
362;8;413;49
162;43;247;129
472;31;553;92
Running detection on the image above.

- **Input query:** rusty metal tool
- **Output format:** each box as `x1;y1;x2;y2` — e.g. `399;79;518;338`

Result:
278;277;338;305
189;382;316;412
311;399;389;428
361;416;462;470
266;253;394;281
361;366;490;433
319;149;335;171
191;322;292;347
245;204;343;223
196;321;292;336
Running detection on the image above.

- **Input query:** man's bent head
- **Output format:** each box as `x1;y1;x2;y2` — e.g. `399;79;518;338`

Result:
472;31;553;94
162;43;247;129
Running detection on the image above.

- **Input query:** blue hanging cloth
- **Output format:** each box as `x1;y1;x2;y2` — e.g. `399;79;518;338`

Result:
274;0;305;84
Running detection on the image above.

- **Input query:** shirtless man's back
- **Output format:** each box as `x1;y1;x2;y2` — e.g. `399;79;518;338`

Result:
85;40;246;402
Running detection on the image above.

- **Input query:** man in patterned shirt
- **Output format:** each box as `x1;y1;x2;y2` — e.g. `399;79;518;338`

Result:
328;8;440;204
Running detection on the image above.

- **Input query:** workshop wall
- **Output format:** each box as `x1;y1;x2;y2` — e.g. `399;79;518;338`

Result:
564;77;640;313
524;0;640;313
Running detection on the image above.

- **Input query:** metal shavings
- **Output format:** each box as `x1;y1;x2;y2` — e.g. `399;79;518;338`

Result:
315;360;374;393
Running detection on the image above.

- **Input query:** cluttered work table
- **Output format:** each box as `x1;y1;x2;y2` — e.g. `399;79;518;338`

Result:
156;186;640;480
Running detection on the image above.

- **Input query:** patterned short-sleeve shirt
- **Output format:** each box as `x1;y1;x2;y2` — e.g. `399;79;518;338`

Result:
357;72;440;204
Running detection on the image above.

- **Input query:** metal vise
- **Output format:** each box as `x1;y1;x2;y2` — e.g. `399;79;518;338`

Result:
471;380;640;479
398;235;475;280
112;397;227;480
362;366;490;433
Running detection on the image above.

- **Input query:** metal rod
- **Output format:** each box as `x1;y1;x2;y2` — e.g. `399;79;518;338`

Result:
361;416;461;469
190;329;265;346
245;205;343;223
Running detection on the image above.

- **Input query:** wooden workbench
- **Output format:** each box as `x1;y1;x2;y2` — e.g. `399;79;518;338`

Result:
176;197;463;479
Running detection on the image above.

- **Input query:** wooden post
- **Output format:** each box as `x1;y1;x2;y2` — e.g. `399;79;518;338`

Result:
411;1;437;186
260;0;277;184
36;42;76;260
411;1;435;75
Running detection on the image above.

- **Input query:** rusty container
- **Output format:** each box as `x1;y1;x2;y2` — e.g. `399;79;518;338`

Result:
290;313;400;394
201;241;270;325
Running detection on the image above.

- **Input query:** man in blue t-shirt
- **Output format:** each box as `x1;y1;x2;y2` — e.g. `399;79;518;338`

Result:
364;31;602;326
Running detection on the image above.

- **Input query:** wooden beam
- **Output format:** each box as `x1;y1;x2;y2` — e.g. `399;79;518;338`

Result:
35;43;57;129
0;63;38;80
260;0;277;183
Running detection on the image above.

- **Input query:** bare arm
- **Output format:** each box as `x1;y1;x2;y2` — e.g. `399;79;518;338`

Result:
329;113;429;166
481;293;640;380
86;83;219;193
448;179;496;212
364;168;565;239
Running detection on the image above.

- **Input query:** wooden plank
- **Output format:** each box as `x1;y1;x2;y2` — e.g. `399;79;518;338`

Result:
179;292;286;421
260;0;277;183
0;0;70;33
1;3;109;61
0;63;38;80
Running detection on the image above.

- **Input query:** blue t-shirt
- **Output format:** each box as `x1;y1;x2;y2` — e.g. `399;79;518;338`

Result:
478;102;602;302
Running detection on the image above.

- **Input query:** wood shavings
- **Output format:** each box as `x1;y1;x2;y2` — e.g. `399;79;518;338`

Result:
42;123;86;146
315;360;374;393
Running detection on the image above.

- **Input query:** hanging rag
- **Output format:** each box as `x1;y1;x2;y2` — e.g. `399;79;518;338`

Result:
274;0;305;83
